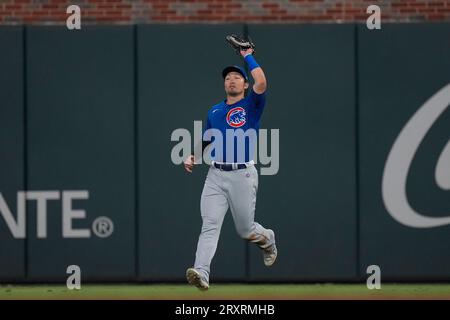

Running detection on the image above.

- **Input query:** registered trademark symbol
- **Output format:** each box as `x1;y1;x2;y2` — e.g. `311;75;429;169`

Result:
92;216;114;238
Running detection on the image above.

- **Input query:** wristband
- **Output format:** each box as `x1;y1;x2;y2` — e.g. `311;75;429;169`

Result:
244;54;260;72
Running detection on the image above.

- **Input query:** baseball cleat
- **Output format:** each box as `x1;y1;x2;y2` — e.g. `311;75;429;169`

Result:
263;229;277;267
186;268;209;291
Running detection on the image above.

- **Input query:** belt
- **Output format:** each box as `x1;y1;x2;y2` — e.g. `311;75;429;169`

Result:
213;161;250;171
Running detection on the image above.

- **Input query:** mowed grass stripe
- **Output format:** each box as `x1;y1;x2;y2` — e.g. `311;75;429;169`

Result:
0;284;450;299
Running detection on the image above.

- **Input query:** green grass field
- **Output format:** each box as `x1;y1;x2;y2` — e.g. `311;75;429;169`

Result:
1;283;450;300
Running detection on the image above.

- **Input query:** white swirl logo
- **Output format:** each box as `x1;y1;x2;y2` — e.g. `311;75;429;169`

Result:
382;84;450;228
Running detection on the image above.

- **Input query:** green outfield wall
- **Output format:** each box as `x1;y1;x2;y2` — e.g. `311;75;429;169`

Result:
1;23;449;282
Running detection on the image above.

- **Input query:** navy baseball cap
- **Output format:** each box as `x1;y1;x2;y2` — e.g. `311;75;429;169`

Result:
222;65;248;82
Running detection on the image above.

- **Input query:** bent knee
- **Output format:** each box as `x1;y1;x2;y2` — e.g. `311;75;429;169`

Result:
237;229;255;240
201;217;221;233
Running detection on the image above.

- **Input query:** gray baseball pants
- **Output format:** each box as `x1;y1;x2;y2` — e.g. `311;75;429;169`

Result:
193;163;274;282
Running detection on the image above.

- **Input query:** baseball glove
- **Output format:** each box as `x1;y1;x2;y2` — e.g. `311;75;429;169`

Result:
226;34;256;55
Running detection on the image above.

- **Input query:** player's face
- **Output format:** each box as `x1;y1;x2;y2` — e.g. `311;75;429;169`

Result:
224;72;248;96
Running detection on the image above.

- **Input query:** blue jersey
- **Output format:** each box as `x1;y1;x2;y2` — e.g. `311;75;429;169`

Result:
203;88;266;163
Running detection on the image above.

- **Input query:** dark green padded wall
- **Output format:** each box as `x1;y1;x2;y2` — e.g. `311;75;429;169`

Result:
26;26;135;281
358;23;450;280
0;26;25;281
246;25;357;281
1;23;449;282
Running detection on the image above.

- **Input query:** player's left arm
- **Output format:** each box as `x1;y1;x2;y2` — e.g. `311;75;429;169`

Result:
240;48;267;94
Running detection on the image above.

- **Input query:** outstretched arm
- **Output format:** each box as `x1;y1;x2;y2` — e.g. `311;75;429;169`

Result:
240;48;267;94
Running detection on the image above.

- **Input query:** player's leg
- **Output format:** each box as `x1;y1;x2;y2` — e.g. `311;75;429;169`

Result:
188;168;229;289
226;165;277;266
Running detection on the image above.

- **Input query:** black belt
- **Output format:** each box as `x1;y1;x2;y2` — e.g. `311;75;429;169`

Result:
213;162;248;171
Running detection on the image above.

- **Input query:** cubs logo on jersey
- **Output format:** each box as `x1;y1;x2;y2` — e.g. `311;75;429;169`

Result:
226;107;246;128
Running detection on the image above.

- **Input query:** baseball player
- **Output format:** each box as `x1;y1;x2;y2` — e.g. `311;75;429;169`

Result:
183;36;277;291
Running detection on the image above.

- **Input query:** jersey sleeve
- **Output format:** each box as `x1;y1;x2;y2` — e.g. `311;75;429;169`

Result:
202;112;212;140
248;88;267;109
